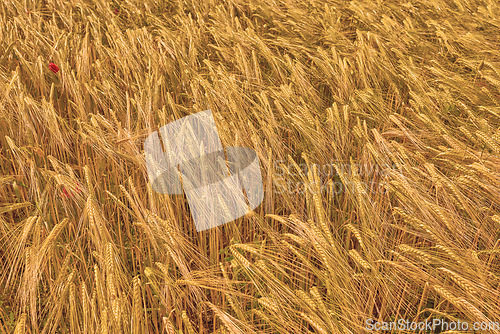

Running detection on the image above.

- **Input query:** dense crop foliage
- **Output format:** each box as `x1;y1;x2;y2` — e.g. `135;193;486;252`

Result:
1;0;500;332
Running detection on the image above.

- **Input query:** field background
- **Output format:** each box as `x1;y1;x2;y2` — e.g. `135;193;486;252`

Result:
1;0;500;333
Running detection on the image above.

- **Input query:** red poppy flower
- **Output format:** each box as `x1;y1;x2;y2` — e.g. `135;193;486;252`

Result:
49;62;59;73
61;187;70;198
114;8;119;14
60;183;82;198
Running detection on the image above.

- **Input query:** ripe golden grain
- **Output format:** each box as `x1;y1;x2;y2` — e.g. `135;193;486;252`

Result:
398;244;431;265
295;289;317;311
344;223;365;250
348;249;372;270
435;245;463;266
299;312;328;334
2;0;500;332
438;267;478;295
132;275;142;332
258;297;279;313
230;246;252;269
182;310;196;334
13;313;26;334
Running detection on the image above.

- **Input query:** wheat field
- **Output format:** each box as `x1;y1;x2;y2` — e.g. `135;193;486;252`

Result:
1;0;500;333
